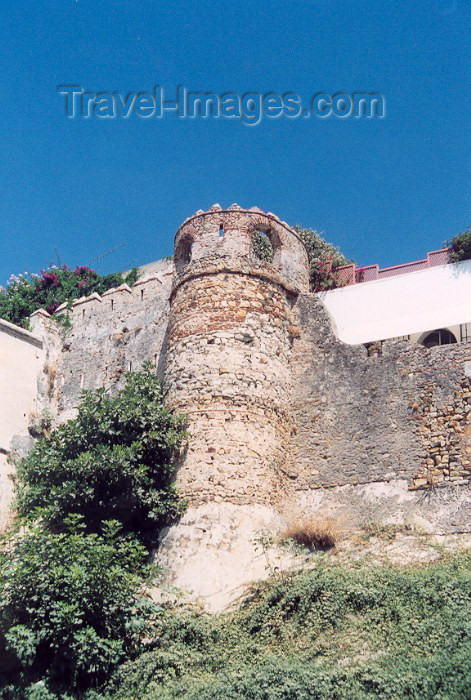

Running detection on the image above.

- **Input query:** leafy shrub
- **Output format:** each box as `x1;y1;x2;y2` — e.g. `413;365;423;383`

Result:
251;224;351;292
252;230;274;263
176;650;471;700
0;264;139;329
294;226;350;268
0;517;154;694
0;365;186;696
448;227;471;263
15;364;187;545
307;258;345;292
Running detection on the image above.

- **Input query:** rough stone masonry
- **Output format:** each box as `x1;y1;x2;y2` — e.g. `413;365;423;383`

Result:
1;203;470;608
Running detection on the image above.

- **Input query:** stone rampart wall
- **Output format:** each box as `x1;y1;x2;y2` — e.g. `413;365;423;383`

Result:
292;294;471;493
165;267;296;505
53;265;174;421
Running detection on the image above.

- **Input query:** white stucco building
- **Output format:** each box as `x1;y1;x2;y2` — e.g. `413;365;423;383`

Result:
320;251;471;347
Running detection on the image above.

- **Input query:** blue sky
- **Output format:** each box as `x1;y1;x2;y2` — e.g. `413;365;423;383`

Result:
0;0;469;284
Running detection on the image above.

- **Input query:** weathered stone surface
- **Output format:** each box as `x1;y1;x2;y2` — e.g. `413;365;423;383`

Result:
55;261;174;417
154;502;289;611
0;319;47;531
291;294;471;493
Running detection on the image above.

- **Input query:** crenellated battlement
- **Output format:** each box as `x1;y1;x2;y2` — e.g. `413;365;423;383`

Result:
37;269;173;328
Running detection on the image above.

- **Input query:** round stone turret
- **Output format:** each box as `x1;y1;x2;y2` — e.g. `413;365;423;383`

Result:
164;205;309;505
173;204;309;292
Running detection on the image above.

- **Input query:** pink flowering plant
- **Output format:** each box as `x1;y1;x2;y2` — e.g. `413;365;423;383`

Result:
293;225;352;292
0;264;138;329
308;257;346;292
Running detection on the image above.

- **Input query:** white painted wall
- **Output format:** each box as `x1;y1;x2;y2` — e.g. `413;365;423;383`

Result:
0;319;44;529
320;260;471;345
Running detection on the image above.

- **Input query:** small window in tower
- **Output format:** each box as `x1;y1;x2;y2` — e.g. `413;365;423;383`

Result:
218;224;224;239
252;229;274;262
140;289;144;301
421;329;457;348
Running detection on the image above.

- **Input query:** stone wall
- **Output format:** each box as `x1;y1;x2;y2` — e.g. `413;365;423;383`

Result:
165;266;295;504
51;261;174;421
290;294;470;532
1;203;469;609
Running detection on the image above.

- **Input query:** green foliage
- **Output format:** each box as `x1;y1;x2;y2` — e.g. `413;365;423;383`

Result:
106;554;471;699
252;230;274;263
0;517;154;694
448;227;471;263
294;226;350;267
0;366;186;696
294;226;351;292
15;364;187;545
0;265;139;329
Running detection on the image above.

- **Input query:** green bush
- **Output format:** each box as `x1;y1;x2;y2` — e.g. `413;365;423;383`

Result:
251;224;351;292
448;227;471;263
0;517;154;694
0;365;186;696
294;226;350;268
252;230;274;263
15;364;187;545
0;265;139;329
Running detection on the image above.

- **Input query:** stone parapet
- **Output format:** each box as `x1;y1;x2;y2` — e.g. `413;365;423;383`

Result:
174;205;309;293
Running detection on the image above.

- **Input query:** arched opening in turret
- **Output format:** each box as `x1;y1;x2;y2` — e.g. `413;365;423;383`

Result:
251;224;283;263
420;328;457;348
252;229;274;262
174;234;193;271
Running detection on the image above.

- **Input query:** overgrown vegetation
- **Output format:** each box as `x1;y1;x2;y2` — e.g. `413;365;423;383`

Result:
0;367;469;698
0;365;186;696
105;553;471;699
15;366;186;546
447;226;471;263
252;225;352;292
0;264;139;329
361;519;412;542
252;230;274;263
0;518;152;694
294;225;351;292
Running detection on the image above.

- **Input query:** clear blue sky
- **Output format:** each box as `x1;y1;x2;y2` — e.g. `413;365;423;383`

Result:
0;0;469;284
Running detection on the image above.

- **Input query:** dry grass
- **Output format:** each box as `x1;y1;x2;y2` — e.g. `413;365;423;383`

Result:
280;516;340;551
46;363;57;399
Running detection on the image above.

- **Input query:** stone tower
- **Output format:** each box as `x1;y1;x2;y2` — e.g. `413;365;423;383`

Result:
164;204;309;507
